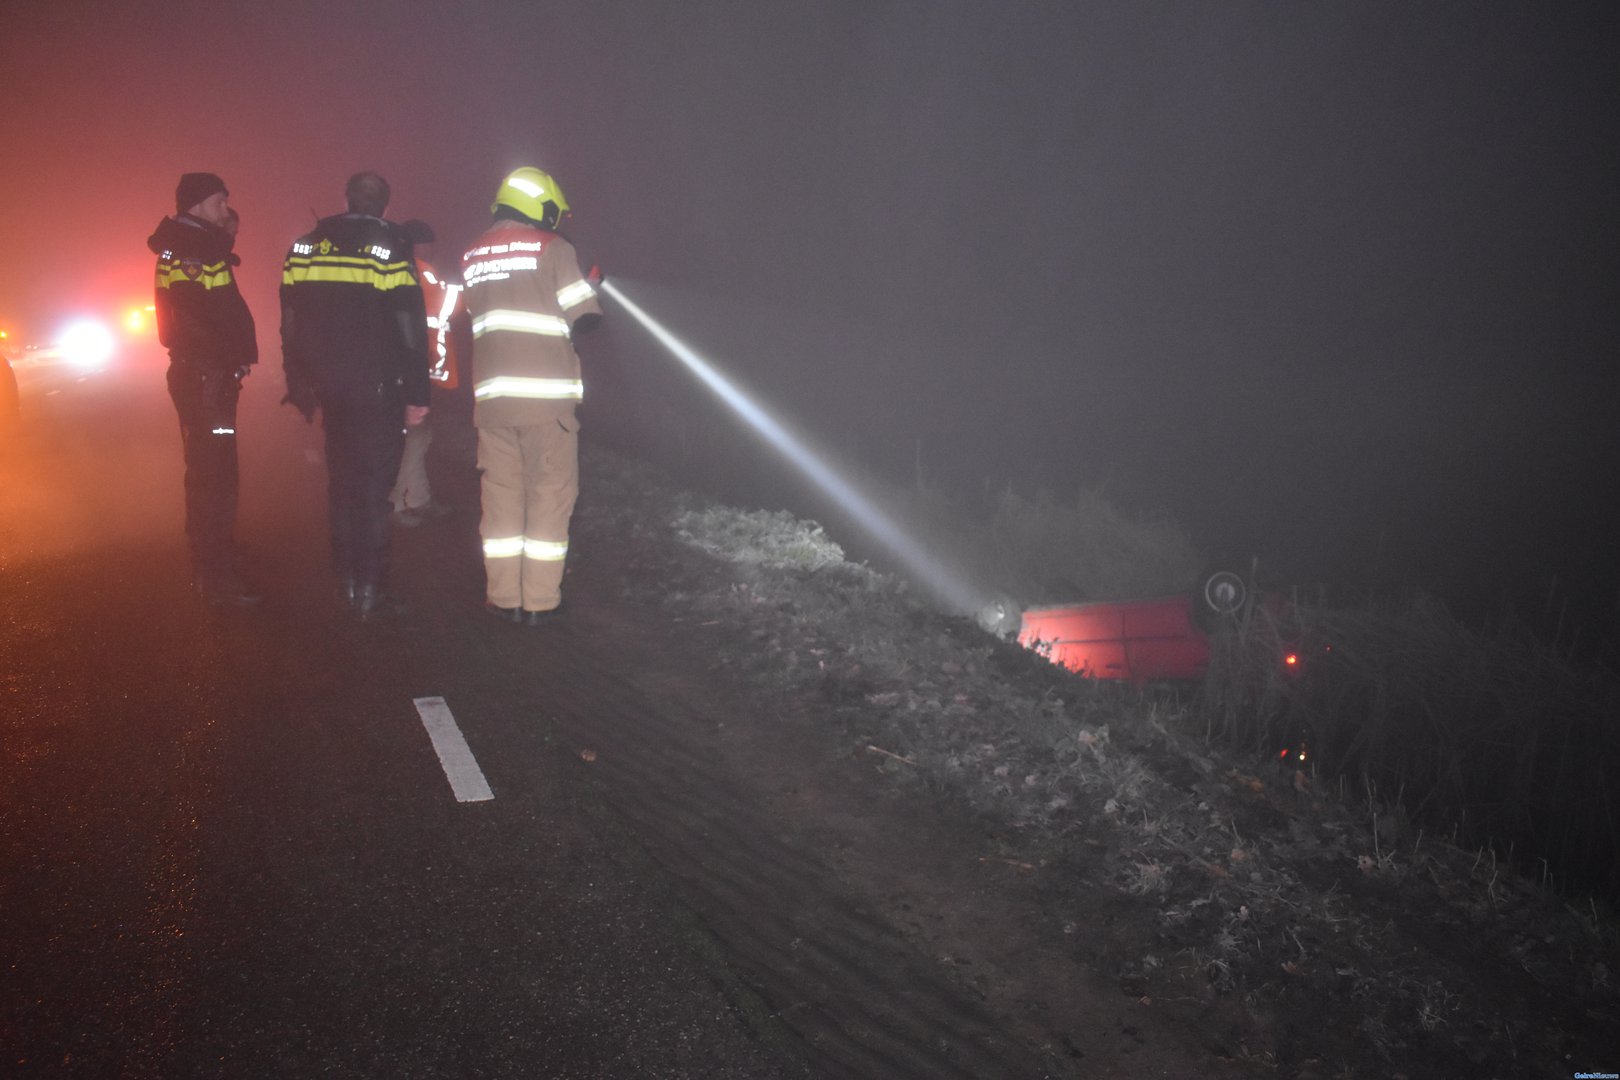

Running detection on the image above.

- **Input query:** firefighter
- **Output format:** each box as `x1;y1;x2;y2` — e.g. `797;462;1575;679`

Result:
146;172;259;606
388;220;460;527
461;167;602;625
280;171;432;618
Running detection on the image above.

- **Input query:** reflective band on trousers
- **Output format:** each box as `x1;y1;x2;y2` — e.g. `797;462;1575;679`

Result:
473;376;583;401
472;309;569;338
483;536;524;558
483;536;568;561
523;538;568;561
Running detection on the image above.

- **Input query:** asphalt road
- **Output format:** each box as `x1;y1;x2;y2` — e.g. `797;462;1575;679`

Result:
0;361;819;1079
2;362;1116;1079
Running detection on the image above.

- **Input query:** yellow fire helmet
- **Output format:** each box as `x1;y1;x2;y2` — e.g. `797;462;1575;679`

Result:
491;167;570;219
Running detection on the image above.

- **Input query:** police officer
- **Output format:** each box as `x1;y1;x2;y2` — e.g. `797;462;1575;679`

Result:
147;172;259;605
280;172;431;618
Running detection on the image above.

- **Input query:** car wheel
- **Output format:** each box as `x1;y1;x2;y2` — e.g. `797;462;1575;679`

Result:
1192;568;1250;630
975;594;1023;638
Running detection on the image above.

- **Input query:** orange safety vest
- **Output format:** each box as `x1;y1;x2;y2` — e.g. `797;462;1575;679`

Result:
418;257;461;390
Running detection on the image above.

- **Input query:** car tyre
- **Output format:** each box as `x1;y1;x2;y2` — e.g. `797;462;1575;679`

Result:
1192;567;1250;631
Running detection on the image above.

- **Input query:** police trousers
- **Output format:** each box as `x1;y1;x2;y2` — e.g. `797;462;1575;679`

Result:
477;411;578;613
321;390;406;589
166;362;241;575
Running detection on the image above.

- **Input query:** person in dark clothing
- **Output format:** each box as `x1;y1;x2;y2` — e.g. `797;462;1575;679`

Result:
280;171;431;618
147;172;259;605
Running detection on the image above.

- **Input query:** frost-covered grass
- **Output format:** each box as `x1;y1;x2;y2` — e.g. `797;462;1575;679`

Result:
575;445;1620;1078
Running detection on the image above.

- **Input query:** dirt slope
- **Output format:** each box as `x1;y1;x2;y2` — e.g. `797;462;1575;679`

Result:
547;448;1620;1080
515;520;1224;1077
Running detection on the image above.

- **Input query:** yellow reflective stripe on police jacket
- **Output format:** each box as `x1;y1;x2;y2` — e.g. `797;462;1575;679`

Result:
471;309;571;338
556;279;596;310
483;535;525;558
523;538;568;561
473;376;583;401
156;260;235;290
281;254;418;290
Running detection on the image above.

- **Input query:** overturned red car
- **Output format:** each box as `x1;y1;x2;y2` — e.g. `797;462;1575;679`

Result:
1011;570;1305;685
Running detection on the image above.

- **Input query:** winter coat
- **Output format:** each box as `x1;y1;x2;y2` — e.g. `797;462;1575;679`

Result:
279;214;430;409
147;214;257;370
460;220;601;429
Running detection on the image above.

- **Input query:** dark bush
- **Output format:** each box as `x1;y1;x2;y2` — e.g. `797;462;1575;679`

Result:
1197;595;1620;900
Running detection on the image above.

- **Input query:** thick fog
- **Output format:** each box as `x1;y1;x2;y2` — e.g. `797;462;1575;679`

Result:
3;0;1616;634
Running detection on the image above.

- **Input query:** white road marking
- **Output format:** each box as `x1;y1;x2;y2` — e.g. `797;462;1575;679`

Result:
413;696;494;802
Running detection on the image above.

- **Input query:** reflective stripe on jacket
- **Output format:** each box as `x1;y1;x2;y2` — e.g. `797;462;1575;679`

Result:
279;214;431;407
146;214;257;370
419;260;461;389
461;221;602;428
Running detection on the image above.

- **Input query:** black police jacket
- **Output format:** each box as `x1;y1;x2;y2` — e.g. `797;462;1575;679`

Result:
279;214;430;409
147;215;258;371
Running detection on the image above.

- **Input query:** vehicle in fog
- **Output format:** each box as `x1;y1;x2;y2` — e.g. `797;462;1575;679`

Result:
3;306;157;374
1009;570;1308;685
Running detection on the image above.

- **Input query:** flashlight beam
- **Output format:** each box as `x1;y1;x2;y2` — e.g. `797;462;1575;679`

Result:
602;280;983;614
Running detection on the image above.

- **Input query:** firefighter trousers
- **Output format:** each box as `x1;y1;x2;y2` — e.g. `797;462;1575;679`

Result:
166;362;241;576
321;391;406;589
477;412;578;613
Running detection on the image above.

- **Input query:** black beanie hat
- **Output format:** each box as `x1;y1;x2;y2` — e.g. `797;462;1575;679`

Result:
175;172;228;214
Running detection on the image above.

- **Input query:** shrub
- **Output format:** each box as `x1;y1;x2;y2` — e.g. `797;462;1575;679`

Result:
1197;594;1620;900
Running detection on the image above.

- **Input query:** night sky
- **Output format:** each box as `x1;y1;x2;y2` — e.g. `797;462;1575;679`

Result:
4;1;1617;636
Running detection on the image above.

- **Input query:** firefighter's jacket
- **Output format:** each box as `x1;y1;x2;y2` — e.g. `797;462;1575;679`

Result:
417;258;461;391
280;214;431;408
147;214;257;371
460;221;601;428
